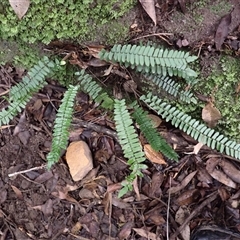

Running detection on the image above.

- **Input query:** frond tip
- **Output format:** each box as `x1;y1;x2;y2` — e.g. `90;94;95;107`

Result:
47;85;79;169
114;99;147;197
141;93;240;160
130;102;178;161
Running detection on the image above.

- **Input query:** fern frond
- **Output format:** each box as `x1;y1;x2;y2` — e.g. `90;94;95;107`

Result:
141;93;240;160
144;74;197;104
114;99;147;196
130;102;178;160
99;44;198;80
0;57;56;126
75;70;114;109
47;85;79;168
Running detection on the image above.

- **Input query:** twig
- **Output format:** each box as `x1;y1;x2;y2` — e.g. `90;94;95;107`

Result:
72;118;119;143
166;176;172;240
170;191;218;240
8;165;47;178
131;33;173;42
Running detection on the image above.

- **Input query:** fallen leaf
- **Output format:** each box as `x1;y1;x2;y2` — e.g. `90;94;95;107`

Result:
34;171;53;184
144;144;167;165
32;199;53;217
215;12;232;50
148;114;162;128
11;185;23;200
206;158;237;189
193;142;204;155
202;102;221;127
66;141;93;181
118;222;134;240
139;0;157;26
219;159;240;184
176;189;200;206
133;228;160;240
168;171;197;194
123;80;137;93
9;0;30;19
175;206;190;240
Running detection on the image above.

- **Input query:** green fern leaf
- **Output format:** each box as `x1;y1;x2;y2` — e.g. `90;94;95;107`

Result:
114;99;147;196
130;102;178;160
141;93;240;160
99;44;198;80
75;70;114;109
0;57;55;126
47;85;79;168
144;74;197;103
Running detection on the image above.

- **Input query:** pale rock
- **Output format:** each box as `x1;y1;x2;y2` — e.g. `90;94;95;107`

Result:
66;141;93;181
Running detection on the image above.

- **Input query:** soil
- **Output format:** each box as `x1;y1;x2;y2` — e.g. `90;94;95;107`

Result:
1;1;240;240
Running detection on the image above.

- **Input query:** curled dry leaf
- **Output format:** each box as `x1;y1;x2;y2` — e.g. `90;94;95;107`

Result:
144;144;167;165
202;102;221;128
206;158;237;189
168;171;197;194
218;159;240;184
9;0;30;19
139;0;157;26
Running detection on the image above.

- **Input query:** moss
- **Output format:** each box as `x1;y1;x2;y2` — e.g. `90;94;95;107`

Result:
193;55;240;141
0;0;136;44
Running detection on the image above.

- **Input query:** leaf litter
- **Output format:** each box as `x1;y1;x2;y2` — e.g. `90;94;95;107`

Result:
2;1;240;239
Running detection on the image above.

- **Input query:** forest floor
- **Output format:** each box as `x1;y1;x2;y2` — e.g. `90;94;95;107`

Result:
1;0;240;239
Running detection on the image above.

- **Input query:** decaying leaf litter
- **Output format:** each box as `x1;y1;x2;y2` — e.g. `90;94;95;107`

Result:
1;0;240;239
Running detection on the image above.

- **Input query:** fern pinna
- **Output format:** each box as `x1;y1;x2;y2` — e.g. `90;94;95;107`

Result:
130;101;178;161
0;57;55;126
47;85;79;168
75;70;114;109
141;93;240;160
114;99;147;197
99;44;198;81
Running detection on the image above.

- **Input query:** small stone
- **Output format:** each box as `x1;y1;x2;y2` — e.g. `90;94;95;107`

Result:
66;141;93;181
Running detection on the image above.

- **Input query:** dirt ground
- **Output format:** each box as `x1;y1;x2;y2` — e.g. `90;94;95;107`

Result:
1;1;240;240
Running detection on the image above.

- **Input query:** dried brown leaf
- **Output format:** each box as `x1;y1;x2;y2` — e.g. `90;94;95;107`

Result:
11;185;23;200
175;207;190;240
133;228;160;240
32;199;53;217
118;222;134;240
139;0;157;26
34;171;53;184
219;159;240;184
176;189;200;206
202;102;221;128
144;144;167;165
168;171;197;194
9;0;30;19
215;12;232;50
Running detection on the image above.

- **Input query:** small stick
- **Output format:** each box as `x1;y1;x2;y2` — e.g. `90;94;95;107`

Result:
8;164;47;178
170;191;218;240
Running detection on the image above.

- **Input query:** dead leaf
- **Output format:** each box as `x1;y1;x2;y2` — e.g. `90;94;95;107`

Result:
206;158;237;189
215;12;232;50
32;199;53;217
11;185;23;200
193;142;204;155
34;171;53;183
139;0;157;26
9;0;30;19
176;189;200;206
133;228;160;240
148;114;162;128
123;80;137;93
168;171;197;194
175;206;190;240
219;159;240;184
202;102;221;127
118;222;134;240
144;144;167;165
66;141;93;181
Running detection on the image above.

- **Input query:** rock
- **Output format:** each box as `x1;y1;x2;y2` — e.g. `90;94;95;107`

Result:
66;141;93;181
